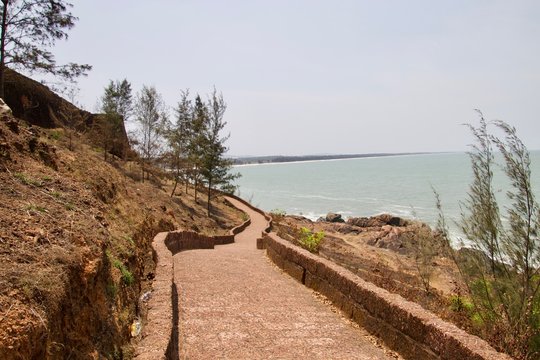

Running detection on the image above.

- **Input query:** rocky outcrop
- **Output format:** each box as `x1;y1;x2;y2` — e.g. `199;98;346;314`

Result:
318;212;345;223
347;214;408;228
3;69;130;158
366;226;412;254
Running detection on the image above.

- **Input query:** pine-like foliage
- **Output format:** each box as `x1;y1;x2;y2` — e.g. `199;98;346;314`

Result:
163;88;239;215
133;85;167;182
440;111;540;359
0;0;91;97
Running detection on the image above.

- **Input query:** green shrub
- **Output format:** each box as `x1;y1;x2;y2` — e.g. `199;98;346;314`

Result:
298;227;324;253
49;130;63;140
270;209;286;217
449;294;474;313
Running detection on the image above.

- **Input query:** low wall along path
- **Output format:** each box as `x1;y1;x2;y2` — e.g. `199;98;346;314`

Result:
135;196;510;360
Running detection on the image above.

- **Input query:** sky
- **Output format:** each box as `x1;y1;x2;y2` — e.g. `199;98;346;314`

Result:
50;0;540;156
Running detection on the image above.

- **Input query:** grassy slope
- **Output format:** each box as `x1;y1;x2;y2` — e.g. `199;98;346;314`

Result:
0;114;243;359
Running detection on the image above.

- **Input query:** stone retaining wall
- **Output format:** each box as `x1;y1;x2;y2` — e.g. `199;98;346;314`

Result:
262;232;511;360
135;214;251;359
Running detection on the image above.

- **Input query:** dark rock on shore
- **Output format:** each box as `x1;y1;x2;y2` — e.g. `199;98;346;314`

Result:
347;214;408;228
366;226;410;254
317;212;345;223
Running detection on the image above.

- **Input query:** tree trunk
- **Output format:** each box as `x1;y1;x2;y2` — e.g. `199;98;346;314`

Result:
207;177;212;217
0;0;9;99
194;177;198;202
171;178;178;197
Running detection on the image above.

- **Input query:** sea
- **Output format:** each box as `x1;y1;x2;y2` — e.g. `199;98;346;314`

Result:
233;151;540;242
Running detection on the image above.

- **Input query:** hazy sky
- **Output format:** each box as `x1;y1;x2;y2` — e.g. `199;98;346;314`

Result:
51;0;540;156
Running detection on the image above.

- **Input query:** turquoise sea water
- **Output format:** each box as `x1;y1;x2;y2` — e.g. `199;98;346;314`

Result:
234;151;540;239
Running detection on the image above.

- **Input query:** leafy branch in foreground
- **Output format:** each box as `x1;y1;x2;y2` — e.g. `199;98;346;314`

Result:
0;0;92;98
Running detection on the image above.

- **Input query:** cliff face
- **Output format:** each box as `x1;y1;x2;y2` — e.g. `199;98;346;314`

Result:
3;69;130;158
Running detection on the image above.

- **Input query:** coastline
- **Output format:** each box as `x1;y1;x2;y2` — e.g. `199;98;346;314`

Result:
232;151;450;167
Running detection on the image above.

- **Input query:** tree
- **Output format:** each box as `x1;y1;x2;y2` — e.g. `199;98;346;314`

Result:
187;94;207;202
0;0;91;98
200;88;239;216
438;112;540;358
165;89;192;196
100;79;133;160
133;85;167;182
101;79;133;122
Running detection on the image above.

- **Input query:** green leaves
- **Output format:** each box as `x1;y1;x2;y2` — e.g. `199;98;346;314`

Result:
298;227;324;253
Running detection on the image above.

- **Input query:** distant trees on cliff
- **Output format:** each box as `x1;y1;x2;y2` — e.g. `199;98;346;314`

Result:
0;0;91;98
133;85;168;182
98;81;239;216
98;79;133;161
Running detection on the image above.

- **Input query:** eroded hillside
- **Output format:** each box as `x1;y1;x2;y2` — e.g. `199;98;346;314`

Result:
0;110;243;359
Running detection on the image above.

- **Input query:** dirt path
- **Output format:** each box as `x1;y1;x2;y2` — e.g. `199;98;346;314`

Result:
173;197;395;359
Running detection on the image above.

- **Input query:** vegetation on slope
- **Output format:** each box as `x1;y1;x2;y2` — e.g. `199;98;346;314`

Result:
0;104;242;358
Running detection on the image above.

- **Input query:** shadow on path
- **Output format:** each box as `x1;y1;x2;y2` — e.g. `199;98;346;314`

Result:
166;283;179;360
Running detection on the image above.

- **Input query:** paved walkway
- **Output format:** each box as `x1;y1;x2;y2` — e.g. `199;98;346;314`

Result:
173;197;394;359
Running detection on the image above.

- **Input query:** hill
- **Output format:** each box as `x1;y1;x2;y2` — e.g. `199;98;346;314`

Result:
0;75;243;359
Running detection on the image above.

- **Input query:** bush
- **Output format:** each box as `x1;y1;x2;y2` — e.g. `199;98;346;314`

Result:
298;227;324;253
270;209;286;222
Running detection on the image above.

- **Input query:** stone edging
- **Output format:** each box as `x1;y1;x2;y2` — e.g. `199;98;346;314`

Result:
134;214;251;359
261;232;511;360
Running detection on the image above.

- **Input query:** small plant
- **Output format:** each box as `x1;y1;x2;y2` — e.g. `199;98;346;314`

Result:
406;223;442;294
106;282;118;299
14;172;42;187
123;235;135;246
64;202;76;211
298;227;324;253
270;209;286;223
50;190;62;198
112;258;134;285
108;251;135;286
49;130;63;140
449;294;474;313
241;212;249;222
24;203;47;213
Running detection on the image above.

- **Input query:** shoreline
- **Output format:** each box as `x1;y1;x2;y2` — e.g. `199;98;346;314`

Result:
232;151;453;167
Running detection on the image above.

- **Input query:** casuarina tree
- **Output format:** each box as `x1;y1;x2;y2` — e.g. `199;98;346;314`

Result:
0;0;91;98
133;85;167;182
200;88;239;216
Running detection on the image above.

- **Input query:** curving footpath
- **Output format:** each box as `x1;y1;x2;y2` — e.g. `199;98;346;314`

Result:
173;197;392;359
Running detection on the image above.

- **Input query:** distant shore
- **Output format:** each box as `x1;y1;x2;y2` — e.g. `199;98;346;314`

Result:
232;152;434;165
